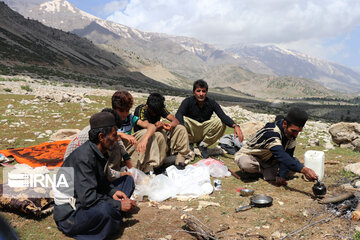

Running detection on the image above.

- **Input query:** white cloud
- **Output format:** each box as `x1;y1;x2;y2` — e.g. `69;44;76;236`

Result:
105;0;360;63
106;0;360;43
102;0;128;16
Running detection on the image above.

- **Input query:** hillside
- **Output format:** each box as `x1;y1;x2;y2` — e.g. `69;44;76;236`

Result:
0;1;180;93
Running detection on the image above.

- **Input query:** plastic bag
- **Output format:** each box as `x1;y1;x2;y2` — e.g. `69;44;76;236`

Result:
166;165;213;198
194;159;231;178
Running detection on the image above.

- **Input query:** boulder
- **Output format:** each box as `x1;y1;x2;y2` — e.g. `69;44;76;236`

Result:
239;121;265;140
49;129;80;141
344;162;360;176
329;122;360;150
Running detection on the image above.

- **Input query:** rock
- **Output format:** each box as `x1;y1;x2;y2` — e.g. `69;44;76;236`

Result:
24;139;35;142
308;138;320;146
271;231;286;239
196;201;220;210
49;129;80;141
353;138;360;151
340;143;355;150
45;130;53;135
344;162;360;176
158;205;172;210
303;210;308;217
329;122;360;150
323;142;335;150
7;104;14;109
239;121;265;140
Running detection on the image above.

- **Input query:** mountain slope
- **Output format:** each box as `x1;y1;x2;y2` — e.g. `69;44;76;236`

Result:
0;1;179;92
226;45;360;93
3;0;349;98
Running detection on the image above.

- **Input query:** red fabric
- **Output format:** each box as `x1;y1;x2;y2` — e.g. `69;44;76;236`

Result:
0;140;70;168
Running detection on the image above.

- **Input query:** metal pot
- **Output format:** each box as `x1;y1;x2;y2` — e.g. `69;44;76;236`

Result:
240;188;254;196
312;180;326;197
235;194;273;212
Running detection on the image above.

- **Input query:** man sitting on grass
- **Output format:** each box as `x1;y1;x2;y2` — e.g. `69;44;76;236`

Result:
54;112;135;239
175;79;244;158
134;93;190;169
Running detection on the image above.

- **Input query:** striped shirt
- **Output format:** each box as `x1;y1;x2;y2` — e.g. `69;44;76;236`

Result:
240;120;296;160
239;120;303;178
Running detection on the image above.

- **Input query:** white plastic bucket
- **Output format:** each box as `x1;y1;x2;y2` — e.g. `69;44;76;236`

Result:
304;150;325;181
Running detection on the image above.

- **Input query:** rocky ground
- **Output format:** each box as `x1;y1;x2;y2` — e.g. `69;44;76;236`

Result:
1;75;360;240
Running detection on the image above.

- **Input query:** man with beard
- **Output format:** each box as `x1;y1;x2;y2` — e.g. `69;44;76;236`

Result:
234;107;318;186
54;112;135;239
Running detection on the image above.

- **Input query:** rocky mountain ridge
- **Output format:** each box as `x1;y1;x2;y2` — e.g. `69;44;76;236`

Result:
6;0;360;95
0;1;182;93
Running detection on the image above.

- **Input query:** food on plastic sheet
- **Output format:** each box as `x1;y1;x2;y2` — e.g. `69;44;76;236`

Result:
194;159;231;178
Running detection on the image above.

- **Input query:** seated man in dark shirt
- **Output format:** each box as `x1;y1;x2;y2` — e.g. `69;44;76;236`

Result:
234;107;318;186
134;93;190;169
53;112;135;239
175;79;244;158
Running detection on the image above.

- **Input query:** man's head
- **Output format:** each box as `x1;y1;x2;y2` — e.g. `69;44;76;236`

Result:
111;90;133;121
89;112;118;152
146;93;165;116
101;108;122;128
193;79;208;103
282;107;308;139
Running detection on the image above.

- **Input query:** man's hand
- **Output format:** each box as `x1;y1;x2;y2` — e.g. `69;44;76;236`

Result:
121;171;133;178
113;190;128;201
120;198;133;212
136;139;147;153
234;125;244;142
275;177;288;186
301;167;318;181
162;122;172;131
120;133;138;145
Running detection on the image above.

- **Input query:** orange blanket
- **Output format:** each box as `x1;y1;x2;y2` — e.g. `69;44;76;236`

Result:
0;140;70;168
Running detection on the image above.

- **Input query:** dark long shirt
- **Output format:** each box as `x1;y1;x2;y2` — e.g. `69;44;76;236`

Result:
53;141;120;221
175;96;235;127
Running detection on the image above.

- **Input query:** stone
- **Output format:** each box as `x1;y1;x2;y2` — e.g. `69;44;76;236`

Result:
323;142;335;150
340;143;355;150
329;122;360;145
308;138;320;146
7;104;14;109
196;201;220;210
239;121;265;140
49;129;80;141
45;130;53;135
352;138;360;151
344;162;360;176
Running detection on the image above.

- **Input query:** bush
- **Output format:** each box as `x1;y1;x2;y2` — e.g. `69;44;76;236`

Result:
354;231;360;240
20;85;32;92
4;88;12;92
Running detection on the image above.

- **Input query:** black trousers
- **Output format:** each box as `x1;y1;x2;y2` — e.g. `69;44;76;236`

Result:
56;175;135;240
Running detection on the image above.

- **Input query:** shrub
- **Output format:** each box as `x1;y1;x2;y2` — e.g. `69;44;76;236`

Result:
20;85;32;92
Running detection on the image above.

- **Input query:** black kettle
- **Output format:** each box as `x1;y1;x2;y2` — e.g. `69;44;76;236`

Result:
312;180;326;197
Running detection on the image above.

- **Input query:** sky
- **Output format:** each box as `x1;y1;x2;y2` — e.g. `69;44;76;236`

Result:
67;0;360;71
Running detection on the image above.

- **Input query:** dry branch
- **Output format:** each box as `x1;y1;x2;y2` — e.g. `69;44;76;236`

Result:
319;192;354;204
